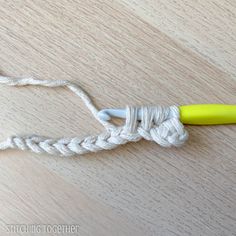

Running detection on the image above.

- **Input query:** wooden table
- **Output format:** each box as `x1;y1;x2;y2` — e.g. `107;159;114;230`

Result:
0;1;235;235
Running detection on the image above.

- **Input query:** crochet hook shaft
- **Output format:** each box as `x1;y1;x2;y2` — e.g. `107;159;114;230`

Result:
98;104;236;125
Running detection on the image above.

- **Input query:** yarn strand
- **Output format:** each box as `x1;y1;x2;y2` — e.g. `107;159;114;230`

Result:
0;76;188;156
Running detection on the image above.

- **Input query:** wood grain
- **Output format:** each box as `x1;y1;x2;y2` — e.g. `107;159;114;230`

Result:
0;155;144;235
120;0;236;77
0;0;235;235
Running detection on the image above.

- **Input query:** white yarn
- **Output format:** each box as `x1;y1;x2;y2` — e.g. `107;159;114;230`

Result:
0;76;188;156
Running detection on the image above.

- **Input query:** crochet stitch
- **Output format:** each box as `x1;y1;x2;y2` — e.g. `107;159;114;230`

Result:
0;76;188;156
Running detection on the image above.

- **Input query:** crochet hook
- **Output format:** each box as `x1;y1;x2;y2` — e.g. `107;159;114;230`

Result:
98;104;236;125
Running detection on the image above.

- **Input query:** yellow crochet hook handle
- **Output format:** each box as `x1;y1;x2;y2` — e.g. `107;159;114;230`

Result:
180;104;236;125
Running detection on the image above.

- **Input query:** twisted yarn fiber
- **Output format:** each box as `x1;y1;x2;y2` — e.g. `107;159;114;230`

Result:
0;76;188;156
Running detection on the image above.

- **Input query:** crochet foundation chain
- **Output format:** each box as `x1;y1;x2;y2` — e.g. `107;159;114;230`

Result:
0;76;188;156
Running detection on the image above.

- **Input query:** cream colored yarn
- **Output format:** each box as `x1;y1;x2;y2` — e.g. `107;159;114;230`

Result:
0;76;188;156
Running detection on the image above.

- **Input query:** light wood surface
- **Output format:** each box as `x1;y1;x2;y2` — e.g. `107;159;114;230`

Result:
0;1;235;235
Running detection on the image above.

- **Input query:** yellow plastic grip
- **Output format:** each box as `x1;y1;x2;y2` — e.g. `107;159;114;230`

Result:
180;104;236;125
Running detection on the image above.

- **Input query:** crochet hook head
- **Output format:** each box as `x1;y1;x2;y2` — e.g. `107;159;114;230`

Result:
98;108;129;121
